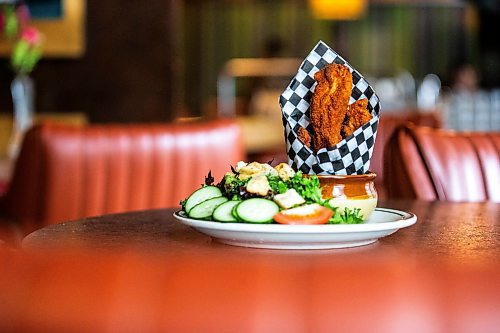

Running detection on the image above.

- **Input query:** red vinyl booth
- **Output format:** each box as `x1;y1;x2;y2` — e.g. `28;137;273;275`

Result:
384;124;500;202
0;119;245;243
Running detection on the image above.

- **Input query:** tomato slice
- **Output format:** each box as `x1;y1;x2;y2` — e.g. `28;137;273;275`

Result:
273;204;333;225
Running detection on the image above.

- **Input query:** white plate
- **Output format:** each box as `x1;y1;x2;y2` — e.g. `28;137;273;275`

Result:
173;208;417;250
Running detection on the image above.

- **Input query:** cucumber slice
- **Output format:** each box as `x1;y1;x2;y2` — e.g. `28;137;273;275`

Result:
184;186;222;213
234;198;280;224
213;200;240;222
232;204;242;222
188;196;228;219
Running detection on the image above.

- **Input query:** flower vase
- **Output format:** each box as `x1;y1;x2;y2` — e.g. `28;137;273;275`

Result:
8;74;34;159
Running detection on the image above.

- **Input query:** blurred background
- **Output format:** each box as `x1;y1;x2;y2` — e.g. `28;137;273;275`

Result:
0;0;499;236
1;0;499;159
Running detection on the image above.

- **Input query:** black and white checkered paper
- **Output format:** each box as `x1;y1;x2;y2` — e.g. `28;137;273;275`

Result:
279;40;380;175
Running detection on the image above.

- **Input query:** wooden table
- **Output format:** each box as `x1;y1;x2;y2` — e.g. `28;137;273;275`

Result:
7;200;500;332
23;200;500;260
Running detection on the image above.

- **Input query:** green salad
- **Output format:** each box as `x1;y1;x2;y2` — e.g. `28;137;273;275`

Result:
180;161;364;225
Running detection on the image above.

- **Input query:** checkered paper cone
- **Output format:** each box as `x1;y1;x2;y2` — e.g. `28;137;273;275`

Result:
279;40;380;175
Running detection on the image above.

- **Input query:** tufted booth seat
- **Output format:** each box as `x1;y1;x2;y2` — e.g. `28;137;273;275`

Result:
370;111;442;199
0;119;245;243
384;125;500;202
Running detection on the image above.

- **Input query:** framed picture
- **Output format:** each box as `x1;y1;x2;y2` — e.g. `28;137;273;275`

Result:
0;0;86;58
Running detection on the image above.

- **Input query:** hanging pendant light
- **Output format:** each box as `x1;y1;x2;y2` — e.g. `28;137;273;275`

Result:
309;0;367;20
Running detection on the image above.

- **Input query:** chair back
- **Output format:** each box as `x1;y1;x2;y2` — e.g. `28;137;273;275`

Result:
384;125;500;202
0;119;245;235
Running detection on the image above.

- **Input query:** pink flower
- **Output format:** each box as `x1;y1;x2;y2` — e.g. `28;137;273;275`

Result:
15;4;30;28
0;11;4;32
21;26;41;46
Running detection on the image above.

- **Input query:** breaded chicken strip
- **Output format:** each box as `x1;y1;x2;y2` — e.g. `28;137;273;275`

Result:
297;126;311;149
342;98;372;138
310;64;352;150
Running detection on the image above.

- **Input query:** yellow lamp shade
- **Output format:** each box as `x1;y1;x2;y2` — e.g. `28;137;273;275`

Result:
309;0;366;20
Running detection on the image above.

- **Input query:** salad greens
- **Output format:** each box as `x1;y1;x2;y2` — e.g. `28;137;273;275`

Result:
180;162;365;224
218;170;323;203
289;173;323;204
327;206;364;224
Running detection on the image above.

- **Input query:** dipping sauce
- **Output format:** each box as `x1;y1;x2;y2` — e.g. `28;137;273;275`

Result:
328;197;378;220
317;172;378;220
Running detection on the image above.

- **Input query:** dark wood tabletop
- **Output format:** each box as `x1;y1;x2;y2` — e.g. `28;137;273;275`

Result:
22;200;500;263
9;200;500;333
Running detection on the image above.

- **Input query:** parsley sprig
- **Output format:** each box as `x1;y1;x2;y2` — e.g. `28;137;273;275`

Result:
326;205;364;224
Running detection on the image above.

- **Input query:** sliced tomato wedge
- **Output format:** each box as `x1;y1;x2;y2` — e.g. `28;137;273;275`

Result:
273;203;333;225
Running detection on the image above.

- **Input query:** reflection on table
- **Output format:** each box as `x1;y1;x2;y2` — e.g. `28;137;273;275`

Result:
22;200;500;261
1;200;499;332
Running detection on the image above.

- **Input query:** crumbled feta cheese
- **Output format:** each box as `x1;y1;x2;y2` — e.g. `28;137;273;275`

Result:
238;161;277;180
274;163;295;181
281;203;322;216
235;161;247;172
246;175;271;196
262;163;278;177
273;188;305;209
238;162;264;180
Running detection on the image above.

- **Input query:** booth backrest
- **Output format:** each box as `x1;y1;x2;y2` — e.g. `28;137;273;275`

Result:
370;111;441;199
0;119;245;236
384;125;500;202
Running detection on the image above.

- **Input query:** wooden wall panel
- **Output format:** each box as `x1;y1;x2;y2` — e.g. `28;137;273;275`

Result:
0;0;178;123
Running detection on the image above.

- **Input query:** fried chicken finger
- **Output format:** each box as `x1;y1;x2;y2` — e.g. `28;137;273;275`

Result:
342;98;372;138
297;126;311;149
309;64;352;150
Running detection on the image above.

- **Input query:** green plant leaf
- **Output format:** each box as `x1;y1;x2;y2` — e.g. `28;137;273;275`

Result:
4;7;19;39
10;41;42;74
11;40;29;72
